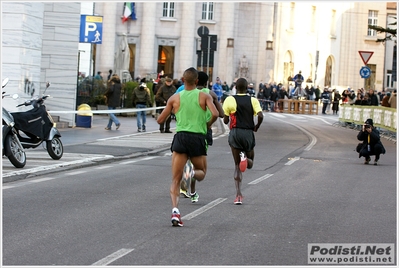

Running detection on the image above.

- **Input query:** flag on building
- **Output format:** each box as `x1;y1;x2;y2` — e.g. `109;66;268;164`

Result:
122;2;136;23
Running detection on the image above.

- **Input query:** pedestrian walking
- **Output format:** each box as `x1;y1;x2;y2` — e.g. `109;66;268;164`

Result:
104;74;121;130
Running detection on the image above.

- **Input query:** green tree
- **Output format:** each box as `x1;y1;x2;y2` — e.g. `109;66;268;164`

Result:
368;16;397;43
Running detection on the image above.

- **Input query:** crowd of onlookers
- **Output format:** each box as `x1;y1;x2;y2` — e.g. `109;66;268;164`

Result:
137;72;397;114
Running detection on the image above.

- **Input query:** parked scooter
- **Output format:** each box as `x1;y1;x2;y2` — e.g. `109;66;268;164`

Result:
11;81;64;160
2;78;27;168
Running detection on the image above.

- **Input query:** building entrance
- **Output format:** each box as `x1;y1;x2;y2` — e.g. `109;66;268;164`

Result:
157;46;174;79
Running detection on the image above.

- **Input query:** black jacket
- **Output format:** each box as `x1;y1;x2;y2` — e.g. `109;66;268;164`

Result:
357;127;386;155
105;76;121;107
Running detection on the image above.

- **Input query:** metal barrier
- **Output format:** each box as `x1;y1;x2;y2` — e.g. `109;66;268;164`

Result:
339;104;397;132
277;99;319;115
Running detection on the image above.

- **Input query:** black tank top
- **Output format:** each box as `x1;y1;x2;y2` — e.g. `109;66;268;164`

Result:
233;95;255;129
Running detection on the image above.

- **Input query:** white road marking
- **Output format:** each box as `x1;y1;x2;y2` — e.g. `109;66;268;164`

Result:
2;155;114;178
248;174;273;185
285;157;300;165
119;156;158;165
272;117;318;151
95;165;113;170
182;198;227;221
30;177;56;183
65;170;87;176
91;248;135;266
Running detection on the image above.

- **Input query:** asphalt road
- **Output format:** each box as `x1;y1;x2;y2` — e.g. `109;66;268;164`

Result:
2;112;397;266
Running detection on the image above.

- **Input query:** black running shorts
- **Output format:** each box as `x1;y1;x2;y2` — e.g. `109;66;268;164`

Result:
171;131;208;157
228;128;255;152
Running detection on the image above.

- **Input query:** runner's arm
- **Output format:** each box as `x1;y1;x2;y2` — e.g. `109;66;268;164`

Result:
208;90;224;118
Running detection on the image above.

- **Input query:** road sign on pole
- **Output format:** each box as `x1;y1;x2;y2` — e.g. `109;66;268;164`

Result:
359;66;371;78
358;51;374;65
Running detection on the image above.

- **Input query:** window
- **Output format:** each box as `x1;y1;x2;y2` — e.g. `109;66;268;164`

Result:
202;2;214;20
163;2;175;18
310;6;316;33
367;10;378;36
386;72;392;88
330;10;336;36
289;2;295;30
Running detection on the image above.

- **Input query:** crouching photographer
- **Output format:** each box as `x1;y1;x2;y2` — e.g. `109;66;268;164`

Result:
356;119;386;165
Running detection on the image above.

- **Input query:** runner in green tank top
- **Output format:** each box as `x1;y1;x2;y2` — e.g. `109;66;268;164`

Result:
180;71;224;202
157;67;219;227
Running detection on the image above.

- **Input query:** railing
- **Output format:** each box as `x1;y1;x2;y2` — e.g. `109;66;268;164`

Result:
339;104;397;132
276;99;319;115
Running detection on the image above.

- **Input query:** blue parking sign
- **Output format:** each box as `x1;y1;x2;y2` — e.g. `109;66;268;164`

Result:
80;15;103;44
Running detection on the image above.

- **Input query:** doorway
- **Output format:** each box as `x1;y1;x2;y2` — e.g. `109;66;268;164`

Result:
324;56;333;87
129;43;136;79
365;64;376;90
157;46;175;78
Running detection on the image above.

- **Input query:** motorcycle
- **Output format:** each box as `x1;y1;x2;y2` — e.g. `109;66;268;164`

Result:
2;78;27;168
11;81;64;160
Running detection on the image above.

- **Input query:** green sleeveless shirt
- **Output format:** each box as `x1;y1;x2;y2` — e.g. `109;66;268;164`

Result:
176;89;207;135
199;87;212;122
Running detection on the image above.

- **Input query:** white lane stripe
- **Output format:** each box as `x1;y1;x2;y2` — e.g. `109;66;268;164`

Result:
119;156;158;165
248;174;273;185
274;118;318;151
66;170;87;176
91;248;134;266
285;156;300;165
182;198;227;221
3;186;15;190
268;113;285;118
2;155;114;178
95;165;113;170
30;177;56;183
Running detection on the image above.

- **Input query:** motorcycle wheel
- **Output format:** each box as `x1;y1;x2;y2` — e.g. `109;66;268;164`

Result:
5;134;26;168
47;136;63;160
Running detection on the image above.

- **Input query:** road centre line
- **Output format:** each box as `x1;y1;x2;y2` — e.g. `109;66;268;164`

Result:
285;156;300;165
91;248;135;266
182;198;227;221
248;174;273;185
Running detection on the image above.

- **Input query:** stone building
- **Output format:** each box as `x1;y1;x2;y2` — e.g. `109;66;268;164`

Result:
2;2;396;126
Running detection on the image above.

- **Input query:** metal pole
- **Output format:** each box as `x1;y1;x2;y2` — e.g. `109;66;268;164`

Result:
202;52;204;72
207;36;211;79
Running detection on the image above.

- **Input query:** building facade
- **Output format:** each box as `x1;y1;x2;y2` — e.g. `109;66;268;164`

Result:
2;2;396;126
93;2;395;92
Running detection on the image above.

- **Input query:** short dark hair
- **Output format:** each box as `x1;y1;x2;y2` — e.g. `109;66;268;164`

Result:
236;78;248;93
197;71;208;87
183;67;198;85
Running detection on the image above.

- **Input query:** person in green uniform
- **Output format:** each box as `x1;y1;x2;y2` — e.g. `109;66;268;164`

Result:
157;67;219;227
180;71;224;203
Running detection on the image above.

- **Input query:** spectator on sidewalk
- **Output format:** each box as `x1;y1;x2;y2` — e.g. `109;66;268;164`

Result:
155;77;176;133
132;82;152;132
104;74;121;130
388;89;397;108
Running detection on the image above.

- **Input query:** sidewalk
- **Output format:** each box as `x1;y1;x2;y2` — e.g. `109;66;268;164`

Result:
2;114;226;181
